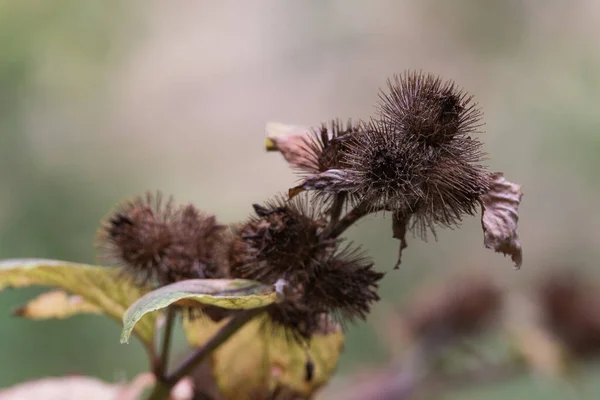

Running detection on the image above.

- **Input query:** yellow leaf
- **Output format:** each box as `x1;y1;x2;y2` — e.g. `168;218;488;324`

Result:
13;290;102;319
121;278;280;344
0;258;154;351
184;315;344;400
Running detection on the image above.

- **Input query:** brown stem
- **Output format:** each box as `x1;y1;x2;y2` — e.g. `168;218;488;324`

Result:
147;308;264;400
173;308;263;381
153;307;176;379
329;192;347;227
325;200;383;239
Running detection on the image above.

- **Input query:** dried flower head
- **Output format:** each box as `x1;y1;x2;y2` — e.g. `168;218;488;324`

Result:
264;244;382;340
264;293;322;341
230;195;382;340
538;271;600;359
296;119;359;175
98;192;174;285
305;244;383;324
166;204;228;281
342;119;427;211
98;192;226;286
229;195;331;286
377;70;482;148
374;70;490;230
266;71;523;269
404;274;503;344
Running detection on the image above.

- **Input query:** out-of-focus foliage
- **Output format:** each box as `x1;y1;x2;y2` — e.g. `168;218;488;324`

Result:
0;0;146;387
0;259;155;351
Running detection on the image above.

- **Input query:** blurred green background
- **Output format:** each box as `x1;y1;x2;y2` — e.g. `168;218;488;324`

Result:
1;0;600;398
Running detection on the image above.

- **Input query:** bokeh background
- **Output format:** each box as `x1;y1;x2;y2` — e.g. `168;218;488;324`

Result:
1;1;600;398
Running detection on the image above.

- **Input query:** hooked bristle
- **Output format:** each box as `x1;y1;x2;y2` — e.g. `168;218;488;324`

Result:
98;192;227;287
377;70;483;148
229;194;330;286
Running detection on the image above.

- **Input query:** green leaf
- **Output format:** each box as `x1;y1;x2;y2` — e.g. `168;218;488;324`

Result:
184;315;344;399
121;278;280;344
13;290;102;319
0;258;155;350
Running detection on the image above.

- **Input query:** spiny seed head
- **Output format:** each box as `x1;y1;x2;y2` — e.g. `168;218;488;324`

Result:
405;274;503;343
339;71;490;236
256;242;382;342
98;191;174;285
264;295;323;341
98;192;226;287
377;70;483;147
163;204;228;282
343;119;427;211
296;118;360;175
407;151;491;239
305;244;383;325
229;195;331;286
539;272;600;359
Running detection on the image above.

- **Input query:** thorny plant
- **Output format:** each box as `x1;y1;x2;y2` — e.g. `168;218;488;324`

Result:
0;70;523;400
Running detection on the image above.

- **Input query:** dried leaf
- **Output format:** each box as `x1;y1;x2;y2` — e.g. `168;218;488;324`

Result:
13;290;102;319
289;170;353;199
0;258;155;350
121;278;280;343
265;122;313;169
198;316;343;400
392;212;409;269
480;173;523;269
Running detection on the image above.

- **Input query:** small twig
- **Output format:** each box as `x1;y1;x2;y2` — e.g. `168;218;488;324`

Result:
153;307;176;379
167;307;264;384
147;308;265;400
325;200;383;239
329;192;347;227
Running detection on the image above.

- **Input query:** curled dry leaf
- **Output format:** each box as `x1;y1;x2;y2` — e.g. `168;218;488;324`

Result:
392;212;409;269
289;170;353;199
265;122;313;169
479;173;523;269
13;290;102;319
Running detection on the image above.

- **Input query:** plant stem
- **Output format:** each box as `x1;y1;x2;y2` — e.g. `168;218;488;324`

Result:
325;200;382;239
167;308;263;384
329;192;347;227
153;307;176;379
147;307;265;399
146;382;171;400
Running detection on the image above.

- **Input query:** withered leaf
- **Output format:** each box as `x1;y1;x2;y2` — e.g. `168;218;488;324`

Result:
265;122;313;169
288;170;353;199
480;172;523;269
392;212;409;269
